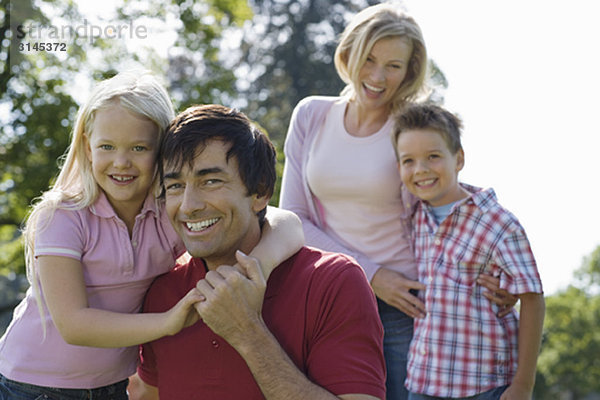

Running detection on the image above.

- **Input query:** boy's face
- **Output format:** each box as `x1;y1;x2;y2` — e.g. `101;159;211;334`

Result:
396;128;467;207
163;139;268;269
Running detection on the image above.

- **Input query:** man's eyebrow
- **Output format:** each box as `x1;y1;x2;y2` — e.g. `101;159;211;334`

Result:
163;171;180;180
196;167;224;176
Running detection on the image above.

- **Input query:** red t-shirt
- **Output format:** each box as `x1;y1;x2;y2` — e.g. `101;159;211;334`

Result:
138;246;386;399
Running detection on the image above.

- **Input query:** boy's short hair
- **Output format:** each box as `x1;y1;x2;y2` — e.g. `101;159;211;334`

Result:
159;104;276;220
393;103;463;156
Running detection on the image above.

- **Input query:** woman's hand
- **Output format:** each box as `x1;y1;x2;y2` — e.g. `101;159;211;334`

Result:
477;275;518;317
371;268;426;318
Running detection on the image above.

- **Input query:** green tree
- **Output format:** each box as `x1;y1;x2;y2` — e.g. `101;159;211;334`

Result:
534;246;600;399
0;0;250;275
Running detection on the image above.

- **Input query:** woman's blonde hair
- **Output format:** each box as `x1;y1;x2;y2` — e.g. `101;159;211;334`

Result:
334;3;428;111
22;70;174;328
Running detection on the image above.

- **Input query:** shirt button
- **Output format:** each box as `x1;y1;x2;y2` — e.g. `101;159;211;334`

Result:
132;241;138;247
211;339;219;348
428;276;433;282
434;239;441;246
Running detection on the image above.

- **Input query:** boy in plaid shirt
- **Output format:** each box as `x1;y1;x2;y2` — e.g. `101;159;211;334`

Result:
392;104;545;400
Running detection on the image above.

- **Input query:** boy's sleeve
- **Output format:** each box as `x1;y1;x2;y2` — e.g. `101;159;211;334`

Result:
495;227;543;295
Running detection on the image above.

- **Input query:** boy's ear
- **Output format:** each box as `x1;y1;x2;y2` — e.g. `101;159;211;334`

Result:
456;148;465;172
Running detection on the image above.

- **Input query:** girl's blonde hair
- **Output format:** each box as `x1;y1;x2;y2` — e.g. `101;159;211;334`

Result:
334;3;428;111
22;70;174;327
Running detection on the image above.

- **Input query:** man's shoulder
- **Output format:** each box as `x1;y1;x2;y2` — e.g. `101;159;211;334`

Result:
284;246;367;282
145;258;202;307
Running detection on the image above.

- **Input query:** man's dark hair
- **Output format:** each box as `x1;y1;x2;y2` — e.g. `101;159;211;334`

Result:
159;104;276;222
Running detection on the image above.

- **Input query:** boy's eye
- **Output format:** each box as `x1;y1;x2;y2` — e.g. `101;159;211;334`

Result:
402;159;413;165
132;145;147;152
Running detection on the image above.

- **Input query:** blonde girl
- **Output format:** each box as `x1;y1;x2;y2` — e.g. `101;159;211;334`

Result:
0;71;302;399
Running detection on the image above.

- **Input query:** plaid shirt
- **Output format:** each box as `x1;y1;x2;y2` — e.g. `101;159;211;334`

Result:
405;185;543;398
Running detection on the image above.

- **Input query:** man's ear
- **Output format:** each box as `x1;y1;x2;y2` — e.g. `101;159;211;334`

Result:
252;194;271;214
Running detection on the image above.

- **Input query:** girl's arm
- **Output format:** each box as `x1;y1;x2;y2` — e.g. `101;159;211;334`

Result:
38;255;203;348
247;206;304;280
500;292;545;400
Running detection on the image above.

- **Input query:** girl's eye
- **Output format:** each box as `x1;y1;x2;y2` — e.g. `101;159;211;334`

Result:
99;144;113;150
389;64;402;70
133;145;147;152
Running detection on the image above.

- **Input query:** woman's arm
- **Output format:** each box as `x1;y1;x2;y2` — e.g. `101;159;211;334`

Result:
38;255;203;348
248;206;304;280
500;292;545;400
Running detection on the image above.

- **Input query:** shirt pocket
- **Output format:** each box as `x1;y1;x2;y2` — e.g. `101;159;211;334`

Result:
456;261;487;286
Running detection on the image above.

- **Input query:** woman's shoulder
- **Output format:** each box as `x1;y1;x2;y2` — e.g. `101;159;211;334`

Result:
296;95;341;111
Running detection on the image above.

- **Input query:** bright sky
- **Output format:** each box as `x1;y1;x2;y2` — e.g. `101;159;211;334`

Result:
403;0;600;294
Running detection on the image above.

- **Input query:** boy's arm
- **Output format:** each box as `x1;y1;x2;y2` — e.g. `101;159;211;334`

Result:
247;206;304;280
501;292;545;400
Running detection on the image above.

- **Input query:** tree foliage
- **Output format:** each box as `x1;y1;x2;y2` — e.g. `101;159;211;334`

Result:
534;246;600;399
0;0;447;274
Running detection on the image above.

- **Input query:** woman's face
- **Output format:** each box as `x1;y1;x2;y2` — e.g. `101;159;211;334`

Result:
354;36;413;112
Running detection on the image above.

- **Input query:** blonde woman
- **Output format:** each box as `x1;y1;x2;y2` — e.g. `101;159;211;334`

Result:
0;71;303;399
280;4;510;399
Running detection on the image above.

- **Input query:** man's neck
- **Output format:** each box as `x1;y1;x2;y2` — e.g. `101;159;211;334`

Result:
204;226;262;271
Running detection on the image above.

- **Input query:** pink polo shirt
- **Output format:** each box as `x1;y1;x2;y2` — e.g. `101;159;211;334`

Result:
0;192;185;389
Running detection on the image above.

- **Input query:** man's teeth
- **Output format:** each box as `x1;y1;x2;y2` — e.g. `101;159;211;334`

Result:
186;218;219;232
364;83;384;92
112;175;134;182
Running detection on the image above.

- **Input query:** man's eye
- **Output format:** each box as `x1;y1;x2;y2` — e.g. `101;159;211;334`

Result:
165;183;182;191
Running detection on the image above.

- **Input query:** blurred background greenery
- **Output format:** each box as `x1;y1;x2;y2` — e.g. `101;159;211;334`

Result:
0;0;598;398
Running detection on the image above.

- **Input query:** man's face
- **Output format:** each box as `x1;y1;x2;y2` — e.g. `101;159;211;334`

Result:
163;139;268;269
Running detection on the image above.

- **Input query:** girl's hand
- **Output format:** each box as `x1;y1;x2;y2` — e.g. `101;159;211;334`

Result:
476;275;518;317
371;268;426;318
164;288;204;335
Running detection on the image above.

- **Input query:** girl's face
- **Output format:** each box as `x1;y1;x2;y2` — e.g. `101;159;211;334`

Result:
85;104;159;219
355;36;413;112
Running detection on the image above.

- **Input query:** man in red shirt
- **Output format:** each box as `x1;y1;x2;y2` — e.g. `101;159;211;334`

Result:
134;104;386;400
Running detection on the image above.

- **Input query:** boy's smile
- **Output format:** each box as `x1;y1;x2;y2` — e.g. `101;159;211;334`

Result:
396;128;469;207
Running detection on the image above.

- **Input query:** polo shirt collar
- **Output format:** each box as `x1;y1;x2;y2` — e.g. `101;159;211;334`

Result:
89;191;159;220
